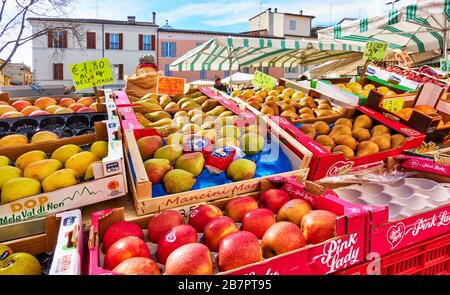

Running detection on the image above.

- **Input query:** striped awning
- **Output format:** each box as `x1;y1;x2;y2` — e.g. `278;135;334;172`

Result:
169;37;364;72
318;0;450;54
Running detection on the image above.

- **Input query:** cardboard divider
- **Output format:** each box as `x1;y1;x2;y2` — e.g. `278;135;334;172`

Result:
87;177;368;275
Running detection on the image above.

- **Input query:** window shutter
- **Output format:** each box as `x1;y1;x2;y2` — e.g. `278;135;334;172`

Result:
59;64;64;80
105;33;110;49
48;31;53;48
62;31;68;48
118;64;124;80
151;35;156;51
119;33;123;49
171;42;176;57
161;41;166;57
53;64;57;79
138;34;143;50
87;32;96;49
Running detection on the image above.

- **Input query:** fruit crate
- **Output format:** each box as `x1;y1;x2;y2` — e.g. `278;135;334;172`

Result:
0;210;83;275
0;120;127;226
337;231;450;275
272;105;425;180
87;177;368;275
366;83;450;143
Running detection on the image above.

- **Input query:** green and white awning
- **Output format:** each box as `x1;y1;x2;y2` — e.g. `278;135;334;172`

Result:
169;36;364;72
318;0;450;55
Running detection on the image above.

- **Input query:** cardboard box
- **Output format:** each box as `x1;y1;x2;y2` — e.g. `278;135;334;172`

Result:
272;106;425;180
0;120;127;226
87;178;368;275
366;83;449;142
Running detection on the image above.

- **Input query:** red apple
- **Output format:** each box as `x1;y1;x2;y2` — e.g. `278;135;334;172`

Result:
29;110;49;116
104;236;150;270
188;204;223;233
102;221;144;252
68;103;85;112
112;257;160;275
157;224;197;264
259;189;290;213
77;107;96;113
301;210;337;244
11;101;31;112
147;210;184;244
225;196;258;222
277;199;313;226
242;208;275;239
78;97;95;107
218;231;262;272
261;221;306;258
204;216;239;251
59;98;77;108
165;243;213;275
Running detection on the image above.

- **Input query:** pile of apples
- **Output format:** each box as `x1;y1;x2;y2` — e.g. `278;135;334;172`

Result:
0;96;98;119
100;189;337;275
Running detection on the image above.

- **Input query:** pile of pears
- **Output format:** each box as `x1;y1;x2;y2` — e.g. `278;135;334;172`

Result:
299;114;406;158
137;122;266;195
0;140;108;205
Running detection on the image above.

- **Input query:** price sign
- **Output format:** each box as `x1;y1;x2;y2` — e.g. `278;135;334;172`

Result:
382;98;404;112
252;70;276;89
363;41;388;62
440;58;450;73
70;58;114;91
157;76;186;96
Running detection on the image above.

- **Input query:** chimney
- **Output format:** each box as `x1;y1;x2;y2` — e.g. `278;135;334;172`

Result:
267;8;271;12
274;8;278;13
152;12;156;23
127;16;136;24
299;10;303;15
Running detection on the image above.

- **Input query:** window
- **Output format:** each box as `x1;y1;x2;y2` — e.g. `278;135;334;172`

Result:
165;64;172;77
53;63;64;80
284;67;298;74
200;70;207;79
224;70;230;78
242;67;249;74
161;42;176;57
110;33;119;49
289;20;296;31
48;31;67;48
142;35;152;50
112;64;124;80
87;32;96;49
257;66;269;74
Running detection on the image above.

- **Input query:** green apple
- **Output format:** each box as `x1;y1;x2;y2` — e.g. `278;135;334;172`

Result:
0;252;41;275
0;156;10;167
0;244;13;261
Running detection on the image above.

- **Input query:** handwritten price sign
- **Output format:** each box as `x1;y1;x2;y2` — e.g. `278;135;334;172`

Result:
157;76;186;96
382;98;404;112
363;41;388;62
252;70;276;89
69;58;114;91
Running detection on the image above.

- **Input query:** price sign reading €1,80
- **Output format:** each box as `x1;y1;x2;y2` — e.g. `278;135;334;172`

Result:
252;70;276;90
363;41;388;63
70;58;115;91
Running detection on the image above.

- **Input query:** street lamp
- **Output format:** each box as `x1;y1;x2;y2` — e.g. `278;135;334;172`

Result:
386;0;400;10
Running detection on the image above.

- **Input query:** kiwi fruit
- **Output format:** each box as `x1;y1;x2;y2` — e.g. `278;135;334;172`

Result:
313;121;331;135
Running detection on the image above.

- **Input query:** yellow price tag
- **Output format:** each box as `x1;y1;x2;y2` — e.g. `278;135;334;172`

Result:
363;41;388;62
252;71;276;89
70;58;115;91
382;98;404;112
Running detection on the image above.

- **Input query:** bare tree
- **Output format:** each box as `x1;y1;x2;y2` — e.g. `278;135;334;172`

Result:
0;0;84;71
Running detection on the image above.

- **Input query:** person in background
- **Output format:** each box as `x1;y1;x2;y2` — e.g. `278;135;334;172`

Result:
136;55;158;74
214;77;230;92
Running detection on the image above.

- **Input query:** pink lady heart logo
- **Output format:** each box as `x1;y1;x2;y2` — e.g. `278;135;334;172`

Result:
327;161;354;176
315;233;360;274
400;128;420;136
387;222;405;249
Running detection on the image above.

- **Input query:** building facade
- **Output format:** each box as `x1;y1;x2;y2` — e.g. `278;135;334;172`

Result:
0;59;12;86
158;28;283;83
28;16;158;88
4;63;33;85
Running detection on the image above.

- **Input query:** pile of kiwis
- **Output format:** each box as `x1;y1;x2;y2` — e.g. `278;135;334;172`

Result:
299;114;407;158
235;87;345;122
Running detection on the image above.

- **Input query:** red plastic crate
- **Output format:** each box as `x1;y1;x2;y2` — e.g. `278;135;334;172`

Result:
338;232;450;275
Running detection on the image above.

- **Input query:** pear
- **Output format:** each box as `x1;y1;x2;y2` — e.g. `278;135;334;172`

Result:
144;158;172;184
239;133;265;156
154;144;183;164
227;159;256;181
166;133;184;145
163;169;196;194
144;111;171;122
175;152;205;177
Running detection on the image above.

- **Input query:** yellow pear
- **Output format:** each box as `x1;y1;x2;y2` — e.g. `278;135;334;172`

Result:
0;166;23;189
0;155;10;167
65;151;99;178
31;131;59;143
15;150;48;170
51;144;82;165
24;159;63;182
42;169;78;192
1;177;41;204
89;141;108;159
0;134;28;148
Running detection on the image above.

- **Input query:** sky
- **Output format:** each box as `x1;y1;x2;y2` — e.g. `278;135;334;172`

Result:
4;0;417;67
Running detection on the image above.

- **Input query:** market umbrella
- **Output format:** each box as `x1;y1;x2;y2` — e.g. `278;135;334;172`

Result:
222;72;254;84
169;36;365;72
318;0;450;58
